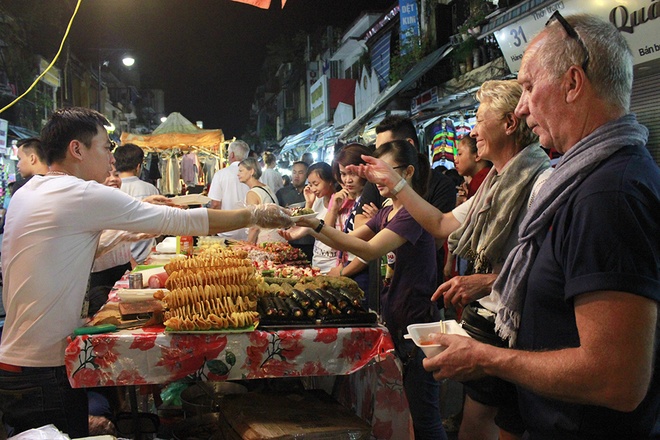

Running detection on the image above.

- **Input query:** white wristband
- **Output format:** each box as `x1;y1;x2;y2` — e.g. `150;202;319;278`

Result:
391;178;407;196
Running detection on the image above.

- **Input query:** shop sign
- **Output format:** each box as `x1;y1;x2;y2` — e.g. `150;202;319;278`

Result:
411;86;439;114
399;0;420;55
307;62;319;89
364;5;399;42
495;0;660;73
355;66;380;117
310;75;329;129
0;119;7;154
39;57;60;88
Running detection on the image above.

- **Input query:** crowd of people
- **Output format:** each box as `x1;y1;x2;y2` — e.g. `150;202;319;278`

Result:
0;13;657;440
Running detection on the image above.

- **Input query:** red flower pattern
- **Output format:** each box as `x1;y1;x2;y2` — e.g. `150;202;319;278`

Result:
157;334;227;374
314;327;338;343
91;337;119;368
116;369;148;385
130;334;158;351
66;326;410;439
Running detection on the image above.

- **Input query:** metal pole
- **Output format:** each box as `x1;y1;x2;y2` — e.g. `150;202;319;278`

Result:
97;50;102;112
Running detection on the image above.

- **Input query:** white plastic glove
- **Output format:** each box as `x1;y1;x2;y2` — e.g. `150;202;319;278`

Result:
246;203;294;230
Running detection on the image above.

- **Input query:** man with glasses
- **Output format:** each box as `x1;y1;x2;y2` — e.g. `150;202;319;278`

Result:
423;14;659;438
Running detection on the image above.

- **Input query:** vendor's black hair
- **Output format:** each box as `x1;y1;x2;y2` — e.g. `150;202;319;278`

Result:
41;107;109;165
375;115;420;148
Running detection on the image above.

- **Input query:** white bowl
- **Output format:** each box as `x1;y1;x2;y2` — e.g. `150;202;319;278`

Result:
405;320;470;358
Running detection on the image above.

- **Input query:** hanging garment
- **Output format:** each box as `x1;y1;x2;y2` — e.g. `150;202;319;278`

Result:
431;118;456;169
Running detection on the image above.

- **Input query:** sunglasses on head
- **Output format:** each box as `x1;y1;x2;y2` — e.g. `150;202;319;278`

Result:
545;11;589;74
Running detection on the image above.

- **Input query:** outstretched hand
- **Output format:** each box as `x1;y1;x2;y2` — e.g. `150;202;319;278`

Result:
278;225;311;241
248;203;294;229
144;195;183;208
345;155;400;188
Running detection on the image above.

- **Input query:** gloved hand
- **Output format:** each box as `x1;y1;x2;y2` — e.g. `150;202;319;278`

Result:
247;203;294;229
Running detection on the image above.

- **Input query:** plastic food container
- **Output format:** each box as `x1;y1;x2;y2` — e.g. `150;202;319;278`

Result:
405;320;470;358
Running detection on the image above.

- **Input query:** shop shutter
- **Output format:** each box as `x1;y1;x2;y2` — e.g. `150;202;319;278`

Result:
630;70;660;165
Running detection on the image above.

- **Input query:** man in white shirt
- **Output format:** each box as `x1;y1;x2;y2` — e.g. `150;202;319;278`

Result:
114;143;161;263
208;140;250;241
0;107;292;438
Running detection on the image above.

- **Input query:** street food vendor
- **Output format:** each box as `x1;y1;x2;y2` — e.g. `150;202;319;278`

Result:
0;107;292;438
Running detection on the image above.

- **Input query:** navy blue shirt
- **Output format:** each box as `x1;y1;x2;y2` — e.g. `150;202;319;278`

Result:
518;145;660;439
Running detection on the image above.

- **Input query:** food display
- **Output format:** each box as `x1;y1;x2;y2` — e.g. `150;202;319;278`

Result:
158;248;263;331
256;275;376;328
290;207;315;216
149;240;375;331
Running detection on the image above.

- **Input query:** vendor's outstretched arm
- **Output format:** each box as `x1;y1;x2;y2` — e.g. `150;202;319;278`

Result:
207;209;252;235
207;204;292;235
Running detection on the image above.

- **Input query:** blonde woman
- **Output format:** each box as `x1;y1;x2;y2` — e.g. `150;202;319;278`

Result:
238;157;284;244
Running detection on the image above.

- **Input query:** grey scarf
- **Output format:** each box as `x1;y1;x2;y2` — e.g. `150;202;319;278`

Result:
449;143;550;273
493;114;649;347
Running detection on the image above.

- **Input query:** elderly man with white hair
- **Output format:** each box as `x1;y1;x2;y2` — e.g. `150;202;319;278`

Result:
423;13;659;439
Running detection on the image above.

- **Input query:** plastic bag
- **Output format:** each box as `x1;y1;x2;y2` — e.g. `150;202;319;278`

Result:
160;380;189;407
8;424;70;439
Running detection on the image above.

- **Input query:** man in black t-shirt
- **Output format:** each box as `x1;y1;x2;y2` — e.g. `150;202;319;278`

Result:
354;116;455;284
276;161;314;261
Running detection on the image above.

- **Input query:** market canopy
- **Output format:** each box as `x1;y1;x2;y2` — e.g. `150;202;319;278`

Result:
120;112;223;150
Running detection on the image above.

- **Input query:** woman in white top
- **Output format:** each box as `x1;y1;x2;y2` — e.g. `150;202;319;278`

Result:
283;162;338;273
305;162;339;273
238;157;284;244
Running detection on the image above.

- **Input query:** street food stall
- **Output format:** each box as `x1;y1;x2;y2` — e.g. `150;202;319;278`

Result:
120;112;226;195
66;240;413;439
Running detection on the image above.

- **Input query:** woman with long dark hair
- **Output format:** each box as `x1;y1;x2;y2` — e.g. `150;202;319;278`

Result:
290;140;447;440
324;143;373;292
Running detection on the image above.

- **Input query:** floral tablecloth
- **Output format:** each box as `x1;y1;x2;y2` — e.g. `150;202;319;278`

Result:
65;325;413;440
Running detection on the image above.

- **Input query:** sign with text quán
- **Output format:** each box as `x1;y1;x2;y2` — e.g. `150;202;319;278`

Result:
494;0;660;73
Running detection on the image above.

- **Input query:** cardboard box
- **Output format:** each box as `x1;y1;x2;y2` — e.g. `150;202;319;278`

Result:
219;390;371;440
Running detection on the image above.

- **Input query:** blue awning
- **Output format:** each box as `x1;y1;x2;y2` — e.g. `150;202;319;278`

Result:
280;127;316;154
9;125;39;140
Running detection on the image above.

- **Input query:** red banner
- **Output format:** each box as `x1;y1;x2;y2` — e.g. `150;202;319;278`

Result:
231;0;287;8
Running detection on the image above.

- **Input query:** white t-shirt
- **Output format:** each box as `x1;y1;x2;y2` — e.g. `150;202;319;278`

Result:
311;197;337;274
451;167;552;312
208;162;249;241
121;176;161;263
0;175;209;367
260;168;283;194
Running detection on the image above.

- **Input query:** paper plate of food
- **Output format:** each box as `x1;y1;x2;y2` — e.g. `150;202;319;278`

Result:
289;207;317;222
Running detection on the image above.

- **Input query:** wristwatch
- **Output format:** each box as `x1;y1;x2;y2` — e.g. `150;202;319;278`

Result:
314;219;325;233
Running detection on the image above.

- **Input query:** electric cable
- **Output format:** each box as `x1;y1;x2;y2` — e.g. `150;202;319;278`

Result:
0;0;83;114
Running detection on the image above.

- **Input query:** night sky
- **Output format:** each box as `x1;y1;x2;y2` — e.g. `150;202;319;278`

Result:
66;0;394;137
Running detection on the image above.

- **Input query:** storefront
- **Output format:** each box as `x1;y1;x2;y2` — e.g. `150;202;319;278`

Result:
482;0;660;163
